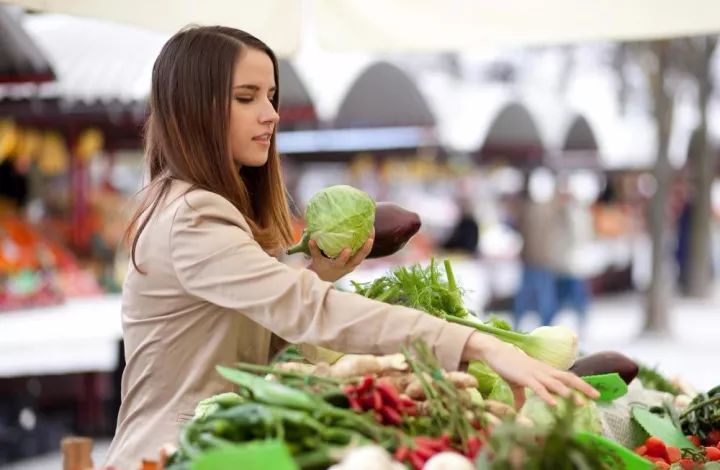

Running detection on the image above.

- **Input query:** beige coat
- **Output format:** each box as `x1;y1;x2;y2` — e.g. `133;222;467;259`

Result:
104;180;475;469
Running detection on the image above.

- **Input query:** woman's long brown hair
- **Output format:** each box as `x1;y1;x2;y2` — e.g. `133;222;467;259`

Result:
125;26;294;273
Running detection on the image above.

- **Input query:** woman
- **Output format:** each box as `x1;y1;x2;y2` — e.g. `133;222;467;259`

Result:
105;26;597;468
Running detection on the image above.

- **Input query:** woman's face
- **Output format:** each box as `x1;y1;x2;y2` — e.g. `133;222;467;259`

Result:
229;48;279;167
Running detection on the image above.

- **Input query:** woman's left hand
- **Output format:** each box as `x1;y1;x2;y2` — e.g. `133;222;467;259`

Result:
307;231;374;283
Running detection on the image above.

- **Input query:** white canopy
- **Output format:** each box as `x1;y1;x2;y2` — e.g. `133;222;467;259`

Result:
6;0;720;58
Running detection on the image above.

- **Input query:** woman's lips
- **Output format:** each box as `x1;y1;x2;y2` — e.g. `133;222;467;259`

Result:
252;133;271;146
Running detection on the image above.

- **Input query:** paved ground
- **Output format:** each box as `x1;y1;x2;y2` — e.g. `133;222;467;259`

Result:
4;288;719;469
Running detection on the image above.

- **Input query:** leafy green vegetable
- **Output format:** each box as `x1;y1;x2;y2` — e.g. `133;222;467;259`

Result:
354;258;578;369
488;377;515;408
680;384;720;443
351;258;468;318
468;361;500;397
637;365;681;396
521;394;603;435
632;406;695;449
287;185;375;258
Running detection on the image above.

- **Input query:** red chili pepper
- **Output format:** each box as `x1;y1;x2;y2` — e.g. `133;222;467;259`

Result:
414;437;446;453
408;451;426;470
346;394;361;411
393;445;410;462
358;393;374;410
467;436;483;459
380;405;403;425
373;389;384;411
413;444;436;461
402;404;418;416
357;375;375;393
376;380;402;408
399;394;416;408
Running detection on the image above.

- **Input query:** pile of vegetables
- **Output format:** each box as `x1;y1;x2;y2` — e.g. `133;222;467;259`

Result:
681;386;720;447
166;340;493;470
161;338;649;470
477;400;621;470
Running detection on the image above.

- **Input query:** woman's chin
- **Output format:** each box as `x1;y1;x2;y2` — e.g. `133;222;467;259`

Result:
234;155;269;168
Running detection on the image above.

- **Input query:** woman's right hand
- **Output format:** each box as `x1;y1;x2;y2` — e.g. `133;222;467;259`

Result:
462;332;599;407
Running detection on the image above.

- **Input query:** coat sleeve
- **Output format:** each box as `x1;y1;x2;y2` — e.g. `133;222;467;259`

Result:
169;190;475;371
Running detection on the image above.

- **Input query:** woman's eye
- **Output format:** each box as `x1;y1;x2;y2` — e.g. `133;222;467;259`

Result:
235;97;252;103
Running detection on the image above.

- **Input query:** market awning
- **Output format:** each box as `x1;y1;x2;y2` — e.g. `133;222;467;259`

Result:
0;5;54;84
543;115;602;169
334;62;435;128
0;12;320;145
478;103;545;165
5;0;720;57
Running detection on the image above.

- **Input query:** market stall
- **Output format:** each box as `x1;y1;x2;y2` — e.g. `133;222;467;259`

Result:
68;257;719;470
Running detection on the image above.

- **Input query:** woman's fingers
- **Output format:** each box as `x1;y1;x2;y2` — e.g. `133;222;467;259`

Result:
349;237;374;265
554;370;600;399
308;240;322;258
511;384;527;409
539;375;572;399
334;248;352;265
525;378;557;407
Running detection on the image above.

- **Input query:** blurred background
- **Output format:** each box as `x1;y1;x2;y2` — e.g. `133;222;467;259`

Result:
0;0;719;467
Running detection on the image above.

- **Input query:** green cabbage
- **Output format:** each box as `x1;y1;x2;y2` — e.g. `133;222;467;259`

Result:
287;185;376;258
520;393;603;435
468;360;500;397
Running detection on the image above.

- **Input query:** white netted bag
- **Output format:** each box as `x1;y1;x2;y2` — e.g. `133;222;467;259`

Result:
596;380;675;448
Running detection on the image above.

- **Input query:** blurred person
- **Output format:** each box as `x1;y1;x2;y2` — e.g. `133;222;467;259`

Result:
672;175;694;294
593;182;627;238
442;196;480;256
513;169;559;328
547;174;595;329
105;26;596;469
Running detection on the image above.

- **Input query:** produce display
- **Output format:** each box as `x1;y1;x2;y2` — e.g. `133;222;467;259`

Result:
81;185;715;470
105;257;719;470
0;215;103;311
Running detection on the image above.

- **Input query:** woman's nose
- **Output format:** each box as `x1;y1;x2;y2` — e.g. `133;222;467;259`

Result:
260;101;279;125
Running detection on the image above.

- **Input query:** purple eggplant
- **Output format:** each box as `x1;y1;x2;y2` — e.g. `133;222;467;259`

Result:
367;202;422;259
569;351;639;384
